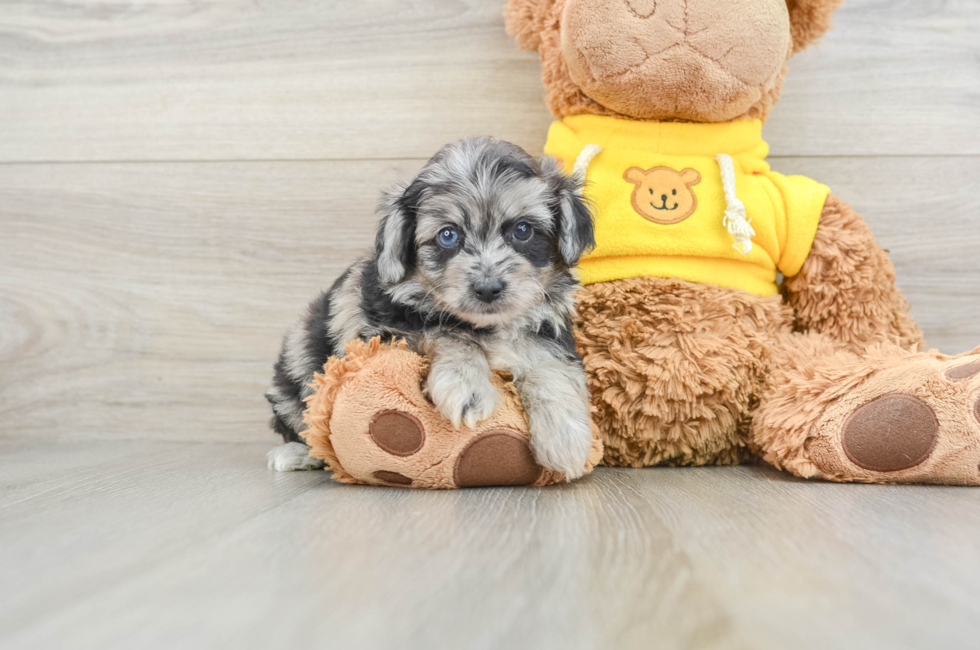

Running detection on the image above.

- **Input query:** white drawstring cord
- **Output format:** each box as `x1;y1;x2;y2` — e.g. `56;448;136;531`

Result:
716;153;755;255
573;144;603;179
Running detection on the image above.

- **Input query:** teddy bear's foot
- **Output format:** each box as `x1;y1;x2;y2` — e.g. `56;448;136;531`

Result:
301;339;602;489
761;348;980;485
359;410;543;488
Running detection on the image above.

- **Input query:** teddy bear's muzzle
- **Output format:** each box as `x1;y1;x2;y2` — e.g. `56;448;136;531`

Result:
559;0;791;122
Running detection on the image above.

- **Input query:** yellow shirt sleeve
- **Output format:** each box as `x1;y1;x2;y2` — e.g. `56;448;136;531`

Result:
765;172;831;278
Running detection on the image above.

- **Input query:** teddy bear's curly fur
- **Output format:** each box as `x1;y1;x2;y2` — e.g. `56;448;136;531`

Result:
506;0;980;485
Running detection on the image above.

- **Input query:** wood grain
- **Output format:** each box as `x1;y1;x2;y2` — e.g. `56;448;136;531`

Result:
0;0;977;162
0;159;419;442
766;0;980;157
1;441;978;650
0;442;748;650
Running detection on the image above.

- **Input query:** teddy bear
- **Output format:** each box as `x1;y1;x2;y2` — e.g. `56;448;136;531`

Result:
300;0;979;488
501;0;980;485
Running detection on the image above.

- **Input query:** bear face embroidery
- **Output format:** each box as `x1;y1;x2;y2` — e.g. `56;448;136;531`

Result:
624;166;702;225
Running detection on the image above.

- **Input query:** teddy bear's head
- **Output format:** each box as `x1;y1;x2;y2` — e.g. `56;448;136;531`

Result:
505;0;844;122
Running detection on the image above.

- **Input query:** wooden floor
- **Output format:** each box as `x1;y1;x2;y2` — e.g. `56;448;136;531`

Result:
1;1;979;648
3;440;979;650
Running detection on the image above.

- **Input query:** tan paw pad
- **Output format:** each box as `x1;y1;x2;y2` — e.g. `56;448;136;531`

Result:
841;394;939;472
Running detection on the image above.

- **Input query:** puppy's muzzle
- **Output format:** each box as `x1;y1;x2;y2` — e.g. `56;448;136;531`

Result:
472;278;506;304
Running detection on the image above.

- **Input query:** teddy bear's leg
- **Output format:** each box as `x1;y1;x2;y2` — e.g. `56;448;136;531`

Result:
783;195;925;355
752;331;980;485
574;276;793;467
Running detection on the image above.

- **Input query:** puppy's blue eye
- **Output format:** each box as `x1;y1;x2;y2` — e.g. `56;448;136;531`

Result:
437;227;459;248
512;221;532;243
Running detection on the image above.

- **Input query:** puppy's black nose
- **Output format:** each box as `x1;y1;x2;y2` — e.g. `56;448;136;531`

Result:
472;279;505;303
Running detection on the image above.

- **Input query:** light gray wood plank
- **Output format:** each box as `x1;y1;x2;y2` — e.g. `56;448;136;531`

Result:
1;156;978;444
0;440;328;640
0;0;977;162
2;440;979;650
0;441;750;650
0;0;552;162
638;466;980;649
0;159;421;443
767;0;980;157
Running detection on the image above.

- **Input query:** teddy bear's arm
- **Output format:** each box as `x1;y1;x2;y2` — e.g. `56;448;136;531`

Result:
782;195;925;355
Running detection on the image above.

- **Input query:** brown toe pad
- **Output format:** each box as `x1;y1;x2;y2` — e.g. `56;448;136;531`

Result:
369;410;425;456
946;358;980;382
454;431;543;487
841;394;939;472
373;471;413;486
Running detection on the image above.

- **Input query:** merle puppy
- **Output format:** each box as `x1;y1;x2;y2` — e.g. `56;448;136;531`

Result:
265;137;596;478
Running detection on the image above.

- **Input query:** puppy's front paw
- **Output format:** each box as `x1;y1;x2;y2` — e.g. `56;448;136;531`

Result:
426;365;500;429
528;406;593;480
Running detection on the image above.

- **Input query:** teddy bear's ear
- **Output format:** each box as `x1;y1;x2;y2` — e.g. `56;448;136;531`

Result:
787;0;845;54
504;0;554;52
623;167;646;185
680;169;702;186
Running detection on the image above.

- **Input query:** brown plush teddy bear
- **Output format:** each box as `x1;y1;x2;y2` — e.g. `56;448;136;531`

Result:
503;0;980;485
302;0;979;488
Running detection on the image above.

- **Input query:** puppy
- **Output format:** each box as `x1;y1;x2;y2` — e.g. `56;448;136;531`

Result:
265;137;596;478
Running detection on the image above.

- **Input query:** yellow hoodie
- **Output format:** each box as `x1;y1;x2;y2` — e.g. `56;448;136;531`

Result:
545;116;830;297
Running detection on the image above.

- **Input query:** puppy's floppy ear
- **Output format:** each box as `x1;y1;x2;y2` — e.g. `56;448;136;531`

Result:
375;179;422;285
787;0;845;54
541;156;595;267
504;0;554;52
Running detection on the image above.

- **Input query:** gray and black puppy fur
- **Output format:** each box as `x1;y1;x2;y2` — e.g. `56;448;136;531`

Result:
265;137;596;478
